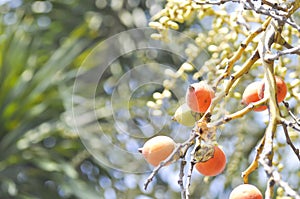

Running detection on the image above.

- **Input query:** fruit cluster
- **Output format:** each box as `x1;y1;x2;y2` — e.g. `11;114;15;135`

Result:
149;0;200;40
140;81;225;177
139;135;227;177
140;77;286;196
172;81;214;126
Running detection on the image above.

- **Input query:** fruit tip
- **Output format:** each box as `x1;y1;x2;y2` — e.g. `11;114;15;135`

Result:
171;116;176;121
138;148;143;153
241;99;246;105
188;85;195;92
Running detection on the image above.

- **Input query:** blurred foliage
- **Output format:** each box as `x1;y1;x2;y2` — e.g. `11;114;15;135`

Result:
0;0;155;198
1;0;300;199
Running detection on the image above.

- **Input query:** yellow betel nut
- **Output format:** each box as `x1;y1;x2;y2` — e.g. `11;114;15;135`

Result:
139;136;176;167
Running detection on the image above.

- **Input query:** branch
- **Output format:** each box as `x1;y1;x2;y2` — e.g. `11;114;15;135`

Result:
212;97;268;127
185;161;195;199
274;34;300;56
282;101;300;127
193;0;240;6
258;16;282;199
202;18;271;120
194;0;300;31
278;118;300;161
178;160;187;199
184;130;215;198
259;158;300;199
224;49;260;95
280;117;300;133
244;0;288;21
214;17;272;87
265;45;300;61
286;17;300;32
242;135;265;183
265;177;275;199
243;0;300;31
261;0;289;12
144;132;197;190
185;137;201;199
258;19;278;170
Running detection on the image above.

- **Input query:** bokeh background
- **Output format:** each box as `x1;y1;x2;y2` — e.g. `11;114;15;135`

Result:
1;0;300;198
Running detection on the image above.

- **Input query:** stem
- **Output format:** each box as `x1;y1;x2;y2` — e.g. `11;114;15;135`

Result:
242;135;265;183
214;17;272;87
283;101;300;126
280;120;300;161
212;98;268;127
224;50;260;95
265;177;275;199
258;17;280;198
259;157;300;199
185;161;195;199
178;160;187;199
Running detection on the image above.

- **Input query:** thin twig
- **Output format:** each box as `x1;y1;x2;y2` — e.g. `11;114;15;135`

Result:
243;0;300;31
280;117;300;132
193;0;240;6
185;161;195;199
282;101;300;126
265;45;300;61
212;97;268;127
201;18;272;122
185;137;201;199
286;17;300;32
224;49;260;95
245;1;287;21
236;1;250;31
178;160;187;199
280;119;300;161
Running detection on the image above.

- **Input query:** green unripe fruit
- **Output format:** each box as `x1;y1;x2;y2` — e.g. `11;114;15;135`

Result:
172;103;201;127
